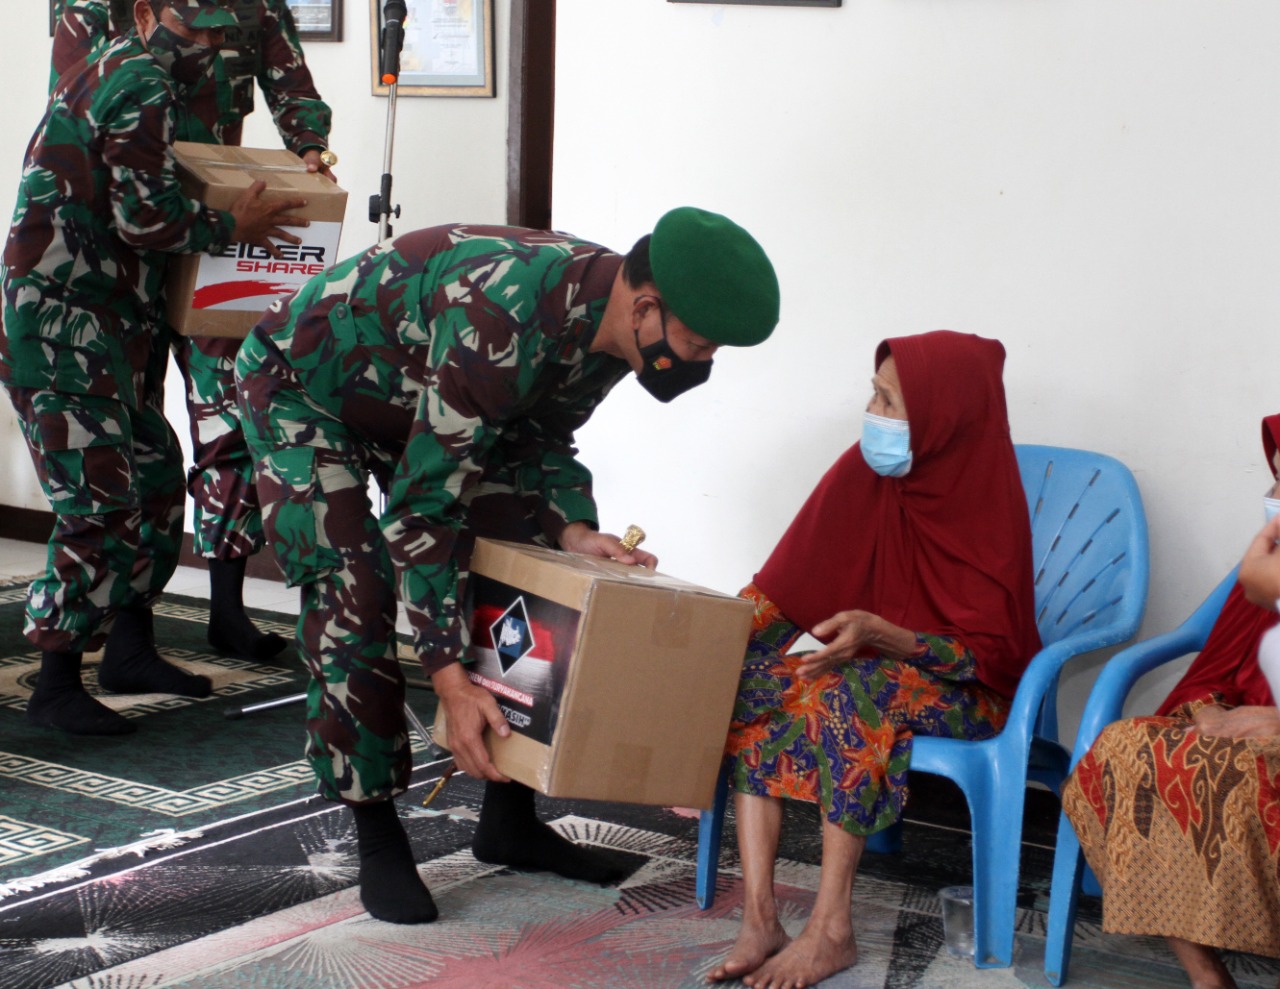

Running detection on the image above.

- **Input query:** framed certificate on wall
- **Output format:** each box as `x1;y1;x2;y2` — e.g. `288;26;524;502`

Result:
369;0;494;97
287;0;344;42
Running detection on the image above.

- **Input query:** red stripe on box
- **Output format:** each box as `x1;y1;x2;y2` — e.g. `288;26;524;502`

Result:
192;280;292;310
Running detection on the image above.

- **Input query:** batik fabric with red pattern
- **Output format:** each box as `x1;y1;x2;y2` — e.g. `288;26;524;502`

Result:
724;584;1011;835
1061;696;1280;958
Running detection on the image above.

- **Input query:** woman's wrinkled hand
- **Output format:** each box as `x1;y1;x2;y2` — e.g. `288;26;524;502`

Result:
1191;703;1280;740
794;610;880;681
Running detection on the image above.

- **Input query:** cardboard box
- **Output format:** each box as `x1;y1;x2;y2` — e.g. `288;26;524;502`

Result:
433;538;754;809
165;142;347;338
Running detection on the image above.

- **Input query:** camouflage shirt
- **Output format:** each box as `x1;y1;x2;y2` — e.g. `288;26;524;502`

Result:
51;0;332;154
1;32;236;407
241;225;632;671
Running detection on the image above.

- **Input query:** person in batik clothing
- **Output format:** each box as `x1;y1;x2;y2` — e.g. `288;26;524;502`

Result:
1061;415;1280;989
710;331;1042;989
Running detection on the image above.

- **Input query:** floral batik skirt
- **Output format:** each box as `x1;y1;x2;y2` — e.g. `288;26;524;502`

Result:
723;584;1011;836
1060;699;1280;958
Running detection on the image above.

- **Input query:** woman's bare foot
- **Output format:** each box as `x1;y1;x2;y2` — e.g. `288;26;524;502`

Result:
708;918;790;983
743;924;857;989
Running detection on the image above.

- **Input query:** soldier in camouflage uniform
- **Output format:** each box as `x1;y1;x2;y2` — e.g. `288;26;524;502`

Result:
51;0;334;661
235;211;781;923
2;0;308;736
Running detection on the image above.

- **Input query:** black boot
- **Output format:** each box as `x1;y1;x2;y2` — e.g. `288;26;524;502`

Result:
472;780;633;884
206;557;287;660
352;800;439;924
99;605;212;697
26;650;135;735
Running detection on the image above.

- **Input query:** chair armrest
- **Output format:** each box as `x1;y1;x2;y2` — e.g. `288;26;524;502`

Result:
1068;567;1237;764
1007;620;1142;739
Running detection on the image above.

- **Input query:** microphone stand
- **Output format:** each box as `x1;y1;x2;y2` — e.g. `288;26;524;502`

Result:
370;0;407;241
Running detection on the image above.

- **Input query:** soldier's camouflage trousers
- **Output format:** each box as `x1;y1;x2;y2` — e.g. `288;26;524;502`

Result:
171;332;262;561
4;385;185;652
238;353;546;805
239;365;411;804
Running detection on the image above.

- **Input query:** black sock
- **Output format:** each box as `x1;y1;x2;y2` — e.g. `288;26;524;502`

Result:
27;650;136;735
98;606;212;698
472;780;633;884
352;800;439;924
206;557;288;660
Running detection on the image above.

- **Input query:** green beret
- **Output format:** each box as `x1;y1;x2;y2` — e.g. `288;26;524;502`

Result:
649;207;780;347
168;0;239;29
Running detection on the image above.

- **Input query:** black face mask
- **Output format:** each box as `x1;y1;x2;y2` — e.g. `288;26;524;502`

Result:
147;22;220;86
633;306;713;403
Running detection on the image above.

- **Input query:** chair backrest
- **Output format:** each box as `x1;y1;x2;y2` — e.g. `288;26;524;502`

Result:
1016;445;1150;650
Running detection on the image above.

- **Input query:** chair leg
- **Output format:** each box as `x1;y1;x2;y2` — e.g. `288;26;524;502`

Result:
696;766;730;910
865;819;903;854
1044;812;1086;986
1081;860;1101;898
969;789;1022;968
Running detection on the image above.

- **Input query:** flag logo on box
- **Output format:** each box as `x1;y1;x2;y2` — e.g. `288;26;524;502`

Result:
491;597;536;674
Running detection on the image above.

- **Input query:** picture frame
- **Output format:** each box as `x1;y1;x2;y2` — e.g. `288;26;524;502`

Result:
369;0;494;98
49;0;57;37
668;0;841;6
287;0;344;42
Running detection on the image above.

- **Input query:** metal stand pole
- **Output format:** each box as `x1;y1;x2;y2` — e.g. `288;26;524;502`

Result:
223;677;432;720
223;691;305;720
369;0;406;239
403;702;434;746
375;83;400;241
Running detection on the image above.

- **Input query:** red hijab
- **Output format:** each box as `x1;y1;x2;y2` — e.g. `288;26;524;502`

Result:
754;330;1041;699
1156;415;1280;714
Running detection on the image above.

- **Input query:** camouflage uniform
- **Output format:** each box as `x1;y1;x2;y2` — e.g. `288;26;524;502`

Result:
51;0;332;562
2;32;236;651
235;225;629;803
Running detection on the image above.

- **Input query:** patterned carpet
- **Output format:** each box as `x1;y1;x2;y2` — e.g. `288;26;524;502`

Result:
0;581;329;891
2;580;1279;988
0;764;1276;989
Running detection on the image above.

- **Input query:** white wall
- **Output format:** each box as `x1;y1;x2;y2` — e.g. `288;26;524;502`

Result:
3;0;1279;746
553;0;1280;742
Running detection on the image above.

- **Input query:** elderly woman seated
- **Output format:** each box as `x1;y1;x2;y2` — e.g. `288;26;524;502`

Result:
709;330;1042;989
1060;414;1280;989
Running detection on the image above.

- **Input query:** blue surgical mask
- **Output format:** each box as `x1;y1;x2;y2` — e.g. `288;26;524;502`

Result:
861;411;913;477
1265;492;1280;524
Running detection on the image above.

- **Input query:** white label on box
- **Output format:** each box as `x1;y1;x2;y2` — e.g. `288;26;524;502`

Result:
191;220;343;312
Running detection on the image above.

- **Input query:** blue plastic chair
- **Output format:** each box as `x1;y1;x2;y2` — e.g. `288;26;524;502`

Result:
694;445;1151;969
1042;568;1236;985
